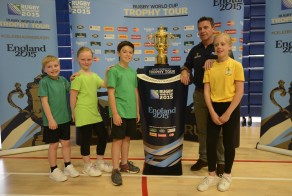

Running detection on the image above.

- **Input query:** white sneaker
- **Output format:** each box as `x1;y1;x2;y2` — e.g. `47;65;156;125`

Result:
218;174;232;192
96;160;113;173
197;175;219;192
64;164;80;177
82;163;102;177
49;168;68;182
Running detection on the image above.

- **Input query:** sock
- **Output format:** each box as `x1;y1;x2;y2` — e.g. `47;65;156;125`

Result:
50;165;58;172
64;162;71;168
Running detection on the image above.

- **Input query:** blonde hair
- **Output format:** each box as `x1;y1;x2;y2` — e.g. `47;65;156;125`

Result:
77;46;93;57
214;33;232;46
42;55;60;70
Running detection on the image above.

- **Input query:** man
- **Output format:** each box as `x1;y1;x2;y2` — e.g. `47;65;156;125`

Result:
181;16;233;175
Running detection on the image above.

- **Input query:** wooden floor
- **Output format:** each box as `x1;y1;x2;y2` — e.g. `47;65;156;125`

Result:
1;125;292;196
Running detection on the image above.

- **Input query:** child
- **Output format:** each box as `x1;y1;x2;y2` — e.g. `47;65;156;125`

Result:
197;33;244;192
38;55;79;182
107;41;140;186
70;46;112;177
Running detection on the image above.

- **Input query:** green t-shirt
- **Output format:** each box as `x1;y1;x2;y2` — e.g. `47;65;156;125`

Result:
38;75;71;126
71;71;103;127
107;64;137;118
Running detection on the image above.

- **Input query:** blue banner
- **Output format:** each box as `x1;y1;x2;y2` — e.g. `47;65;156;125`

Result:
258;0;292;154
0;0;58;150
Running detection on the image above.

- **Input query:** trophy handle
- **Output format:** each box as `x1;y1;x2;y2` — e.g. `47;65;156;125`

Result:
270;80;291;118
7;83;30;116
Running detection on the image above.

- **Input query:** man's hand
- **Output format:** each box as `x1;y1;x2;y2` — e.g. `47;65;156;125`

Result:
204;59;215;70
180;69;190;85
70;72;80;81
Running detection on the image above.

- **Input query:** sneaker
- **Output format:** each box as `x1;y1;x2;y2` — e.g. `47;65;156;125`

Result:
120;161;140;174
216;164;225;177
96;160;113;173
111;169;122;186
197;175;219;192
217;174;232;192
49;168;68;182
64;164;80;177
82;163;102;177
191;159;208;171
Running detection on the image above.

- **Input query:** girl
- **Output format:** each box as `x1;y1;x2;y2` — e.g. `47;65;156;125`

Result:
197;33;244;192
70;47;112;176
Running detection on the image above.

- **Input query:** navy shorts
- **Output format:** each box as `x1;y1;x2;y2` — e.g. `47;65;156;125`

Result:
43;122;71;143
110;118;137;139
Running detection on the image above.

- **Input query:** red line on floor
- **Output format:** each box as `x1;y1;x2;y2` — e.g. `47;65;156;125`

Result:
1;156;292;163
142;176;148;196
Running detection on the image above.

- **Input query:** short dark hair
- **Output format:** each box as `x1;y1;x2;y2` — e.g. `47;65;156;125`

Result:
197;16;214;28
117;41;134;52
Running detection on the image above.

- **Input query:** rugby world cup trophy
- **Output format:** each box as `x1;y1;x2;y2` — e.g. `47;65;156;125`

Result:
137;25;188;175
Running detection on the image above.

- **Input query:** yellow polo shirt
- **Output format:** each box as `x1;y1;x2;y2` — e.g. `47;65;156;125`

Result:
203;57;245;102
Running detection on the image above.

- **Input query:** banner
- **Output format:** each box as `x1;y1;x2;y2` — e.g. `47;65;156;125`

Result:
69;0;244;141
257;0;292;156
0;0;58;150
138;66;188;175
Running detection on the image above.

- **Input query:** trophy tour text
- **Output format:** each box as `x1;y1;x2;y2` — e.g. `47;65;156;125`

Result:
124;4;188;17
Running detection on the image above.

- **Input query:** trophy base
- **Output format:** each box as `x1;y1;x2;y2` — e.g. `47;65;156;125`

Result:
154;63;169;66
142;161;182;175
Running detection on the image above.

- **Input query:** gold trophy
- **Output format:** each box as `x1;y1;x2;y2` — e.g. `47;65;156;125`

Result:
147;24;175;65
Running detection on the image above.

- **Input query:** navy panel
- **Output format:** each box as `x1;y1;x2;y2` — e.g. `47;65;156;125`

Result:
250;31;265;42
240;106;248;116
55;0;69;10
56;11;69;22
57;35;71;46
58;47;72;58
251;0;265;4
241;94;249;106
242;57;249;68
244;69;250;81
57;22;70;34
249;81;263;93
249;93;262;105
244;82;249;94
244;5;251;18
60;59;73;70
250;105;262;116
250;17;265;29
249;44;264;55
244;0;251;5
60;71;73;81
250;4;265;16
243;32;250;43
243;44;250;56
243;19;250;31
249;69;263;80
250;56;264;67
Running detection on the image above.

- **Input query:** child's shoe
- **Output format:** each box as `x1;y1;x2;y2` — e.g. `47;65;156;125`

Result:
96;160;113;173
82;163;102;177
49;168;68;182
64;164;80;177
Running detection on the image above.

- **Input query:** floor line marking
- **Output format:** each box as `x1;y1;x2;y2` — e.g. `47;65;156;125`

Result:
1;156;292;163
1;172;292;181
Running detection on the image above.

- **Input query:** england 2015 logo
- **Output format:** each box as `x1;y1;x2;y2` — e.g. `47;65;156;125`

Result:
7;44;46;58
275;40;292;53
213;0;243;11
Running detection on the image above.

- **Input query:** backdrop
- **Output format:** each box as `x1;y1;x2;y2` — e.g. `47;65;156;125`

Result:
0;0;58;150
69;0;244;141
258;0;292;156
